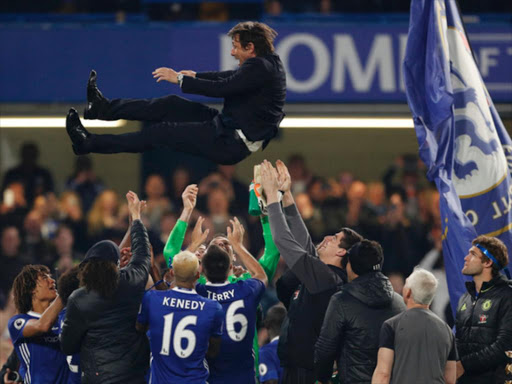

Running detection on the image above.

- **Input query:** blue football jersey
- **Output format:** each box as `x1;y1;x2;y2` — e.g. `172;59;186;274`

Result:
196;279;265;384
258;338;282;384
58;309;81;384
8;312;69;384
137;288;224;384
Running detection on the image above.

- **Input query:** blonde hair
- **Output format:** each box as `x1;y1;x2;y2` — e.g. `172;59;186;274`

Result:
173;251;199;283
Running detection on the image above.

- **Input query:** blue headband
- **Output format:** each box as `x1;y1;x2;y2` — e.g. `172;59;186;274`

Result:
475;243;511;279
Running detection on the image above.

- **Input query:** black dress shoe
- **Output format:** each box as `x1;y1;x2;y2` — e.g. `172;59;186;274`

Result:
66;108;91;155
84;70;107;119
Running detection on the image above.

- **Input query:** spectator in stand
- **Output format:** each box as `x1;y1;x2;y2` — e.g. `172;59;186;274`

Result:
287;154;312;195
218;165;249;217
32;193;60;241
168;166;191;210
21;210;54;268
142;174;172;232
0;226;30;309
0;182;29;230
87;189;125;241
1;142;54;207
294;193;325;243
206;187;233;236
59;191;89;253
66;155;105;214
51;224;83;276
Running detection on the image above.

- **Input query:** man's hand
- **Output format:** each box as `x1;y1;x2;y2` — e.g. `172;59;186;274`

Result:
456;361;465;379
188;217;209;253
126;191;142;221
227;217;245;249
120;247;132;268
232;265;247;278
179;70;196;78
182;184;198;211
276;159;291;193
260;160;280;204
153;67;179;84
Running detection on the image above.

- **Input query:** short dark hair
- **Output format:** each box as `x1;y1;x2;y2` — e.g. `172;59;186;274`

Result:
57;266;80;305
472;235;509;277
339;228;363;250
79;260;119;298
12;265;50;314
202;244;231;283
228;21;277;56
264;304;287;336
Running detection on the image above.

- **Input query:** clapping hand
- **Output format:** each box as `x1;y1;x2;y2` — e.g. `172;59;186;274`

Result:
260;160;280;204
126;191;143;221
276;159;291;193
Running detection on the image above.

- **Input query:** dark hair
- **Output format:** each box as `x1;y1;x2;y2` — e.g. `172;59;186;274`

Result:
228;21;277;56
339;228;363;250
79;260;119;298
264;304;287;336
202;244;231;283
347;239;384;276
57;266;80;305
472;235;509;277
12;265;50;314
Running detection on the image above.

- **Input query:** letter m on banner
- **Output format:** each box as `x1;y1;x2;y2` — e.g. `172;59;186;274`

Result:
403;0;512;311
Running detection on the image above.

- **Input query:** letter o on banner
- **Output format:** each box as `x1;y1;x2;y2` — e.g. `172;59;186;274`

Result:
277;34;330;93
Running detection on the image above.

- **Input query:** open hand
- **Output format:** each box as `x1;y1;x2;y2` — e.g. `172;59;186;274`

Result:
182;184;198;211
153;67;179;84
189;217;209;252
126;191;142;220
227;217;245;248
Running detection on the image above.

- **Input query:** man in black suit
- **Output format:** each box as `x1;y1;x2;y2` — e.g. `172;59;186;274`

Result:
66;21;287;165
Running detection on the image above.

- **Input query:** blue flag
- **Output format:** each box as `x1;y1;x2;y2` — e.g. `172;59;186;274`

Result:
403;0;512;311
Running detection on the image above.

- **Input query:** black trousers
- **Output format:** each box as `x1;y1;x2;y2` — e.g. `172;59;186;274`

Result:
282;366;317;384
86;95;251;165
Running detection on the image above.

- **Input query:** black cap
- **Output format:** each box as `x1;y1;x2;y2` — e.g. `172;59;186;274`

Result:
80;240;120;266
347;240;383;276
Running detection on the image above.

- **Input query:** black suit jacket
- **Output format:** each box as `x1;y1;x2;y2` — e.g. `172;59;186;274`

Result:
181;53;286;145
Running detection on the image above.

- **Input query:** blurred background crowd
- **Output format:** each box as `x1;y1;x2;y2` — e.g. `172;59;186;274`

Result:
0;141;452;362
1;0;510;21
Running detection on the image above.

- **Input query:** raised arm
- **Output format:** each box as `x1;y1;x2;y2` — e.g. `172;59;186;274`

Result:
258;215;281;282
123;191;151;287
22;296;64;338
276;160;317;257
261;161;339;294
181;58;268;98
163;184;198;267
228;217;268;287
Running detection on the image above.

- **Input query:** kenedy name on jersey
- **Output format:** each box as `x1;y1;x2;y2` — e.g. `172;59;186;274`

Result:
162;297;206;311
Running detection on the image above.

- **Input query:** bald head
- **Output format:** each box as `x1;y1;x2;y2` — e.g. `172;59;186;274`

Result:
173;251;200;284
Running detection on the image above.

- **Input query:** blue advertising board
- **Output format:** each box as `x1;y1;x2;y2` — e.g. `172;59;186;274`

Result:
0;22;510;103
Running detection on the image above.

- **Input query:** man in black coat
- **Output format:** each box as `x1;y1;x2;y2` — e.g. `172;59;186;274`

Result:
314;240;405;384
455;235;512;384
60;191;151;384
66;21;286;165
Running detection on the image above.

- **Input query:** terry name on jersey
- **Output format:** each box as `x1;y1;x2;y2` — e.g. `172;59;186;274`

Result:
205;289;235;301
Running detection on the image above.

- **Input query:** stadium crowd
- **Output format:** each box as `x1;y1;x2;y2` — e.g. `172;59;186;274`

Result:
1;142;511;383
